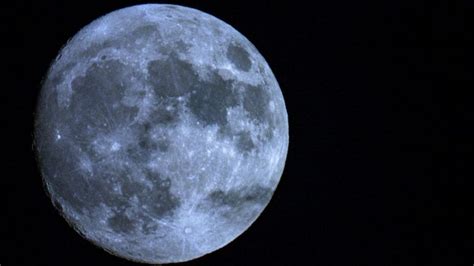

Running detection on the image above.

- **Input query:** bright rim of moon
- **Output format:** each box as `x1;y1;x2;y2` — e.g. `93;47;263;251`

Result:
35;4;288;264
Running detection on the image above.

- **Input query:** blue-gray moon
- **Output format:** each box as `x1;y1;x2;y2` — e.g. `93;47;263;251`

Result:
35;4;288;264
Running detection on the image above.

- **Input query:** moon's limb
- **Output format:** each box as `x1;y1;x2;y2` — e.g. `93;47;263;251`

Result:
35;4;288;264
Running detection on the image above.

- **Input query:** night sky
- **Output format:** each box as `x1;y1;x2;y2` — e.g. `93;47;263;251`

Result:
3;0;471;265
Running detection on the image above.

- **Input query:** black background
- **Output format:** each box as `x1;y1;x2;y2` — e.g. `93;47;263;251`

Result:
3;0;472;265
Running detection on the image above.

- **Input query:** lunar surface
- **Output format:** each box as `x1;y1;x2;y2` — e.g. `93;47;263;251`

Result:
35;4;288;264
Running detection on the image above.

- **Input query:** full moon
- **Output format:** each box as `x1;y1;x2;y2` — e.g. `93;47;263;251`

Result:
35;4;288;264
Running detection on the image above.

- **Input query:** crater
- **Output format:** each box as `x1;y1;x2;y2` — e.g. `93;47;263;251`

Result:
51;198;64;213
226;43;252;72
